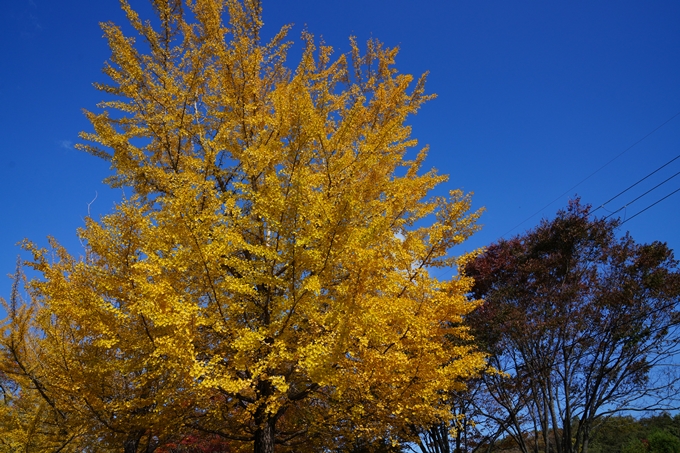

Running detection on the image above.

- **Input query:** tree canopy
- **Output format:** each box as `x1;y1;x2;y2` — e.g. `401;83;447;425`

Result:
0;0;486;452
460;200;680;453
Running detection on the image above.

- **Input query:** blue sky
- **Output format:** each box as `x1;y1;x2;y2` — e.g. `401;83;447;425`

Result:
2;0;680;300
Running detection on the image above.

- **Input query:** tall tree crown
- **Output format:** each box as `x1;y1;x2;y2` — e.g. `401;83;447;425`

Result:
2;1;486;451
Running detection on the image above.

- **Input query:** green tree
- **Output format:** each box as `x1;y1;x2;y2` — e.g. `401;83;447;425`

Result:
622;438;648;453
648;430;680;453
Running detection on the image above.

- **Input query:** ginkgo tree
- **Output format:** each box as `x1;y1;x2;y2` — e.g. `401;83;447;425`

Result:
2;0;487;451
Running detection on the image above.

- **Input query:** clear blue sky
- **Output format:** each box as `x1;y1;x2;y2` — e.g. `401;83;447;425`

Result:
2;0;680;300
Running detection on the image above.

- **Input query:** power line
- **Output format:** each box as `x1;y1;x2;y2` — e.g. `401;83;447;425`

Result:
593;153;680;213
500;109;680;238
620;186;680;225
603;169;680;219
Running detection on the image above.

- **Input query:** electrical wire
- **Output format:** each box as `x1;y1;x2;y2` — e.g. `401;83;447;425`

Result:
500;109;680;238
620;186;680;225
593;153;680;213
603;169;680;219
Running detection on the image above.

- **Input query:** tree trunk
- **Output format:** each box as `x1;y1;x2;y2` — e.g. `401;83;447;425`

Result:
254;418;275;453
124;429;145;453
254;380;276;453
581;426;590;453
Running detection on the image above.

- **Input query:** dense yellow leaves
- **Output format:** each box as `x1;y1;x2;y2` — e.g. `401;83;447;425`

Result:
1;0;487;451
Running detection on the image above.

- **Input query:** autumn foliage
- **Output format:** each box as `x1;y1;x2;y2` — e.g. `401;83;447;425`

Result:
461;201;680;453
0;0;485;452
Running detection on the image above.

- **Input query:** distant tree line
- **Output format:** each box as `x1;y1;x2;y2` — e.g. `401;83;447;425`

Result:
588;413;680;453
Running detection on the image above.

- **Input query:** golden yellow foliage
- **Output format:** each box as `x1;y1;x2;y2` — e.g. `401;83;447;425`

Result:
3;0;486;451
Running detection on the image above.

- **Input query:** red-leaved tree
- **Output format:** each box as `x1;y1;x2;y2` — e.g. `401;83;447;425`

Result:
461;200;680;453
